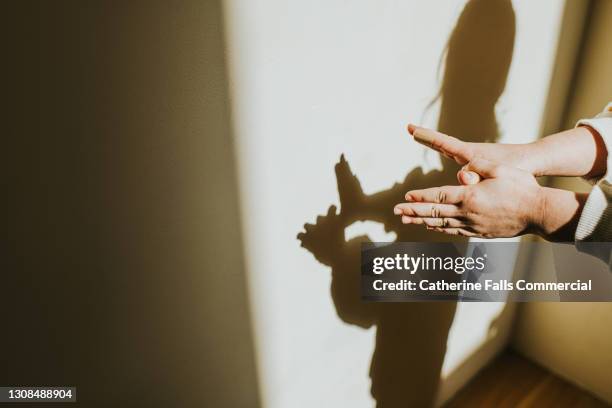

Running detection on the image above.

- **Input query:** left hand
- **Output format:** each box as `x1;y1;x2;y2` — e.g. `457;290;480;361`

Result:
407;124;537;181
393;158;544;238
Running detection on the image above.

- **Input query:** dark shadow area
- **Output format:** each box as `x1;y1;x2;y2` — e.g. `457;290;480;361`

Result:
5;1;259;407
298;0;515;406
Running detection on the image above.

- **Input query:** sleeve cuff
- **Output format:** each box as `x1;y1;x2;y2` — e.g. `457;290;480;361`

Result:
575;102;612;185
575;184;609;241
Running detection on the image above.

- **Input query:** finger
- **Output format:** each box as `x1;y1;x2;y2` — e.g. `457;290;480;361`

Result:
422;217;465;228
464;158;506;179
408;124;472;164
401;215;434;225
405;186;465;204
335;153;349;172
401;217;465;228
431;227;477;237
402;215;418;225
394;202;461;218
457;169;481;185
327;205;337;216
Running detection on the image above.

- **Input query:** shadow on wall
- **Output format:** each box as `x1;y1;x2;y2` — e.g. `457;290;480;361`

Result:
298;0;515;406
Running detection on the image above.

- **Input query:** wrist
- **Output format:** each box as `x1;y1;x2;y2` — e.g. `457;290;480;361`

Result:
525;127;606;178
529;185;548;235
521;141;548;177
532;187;587;241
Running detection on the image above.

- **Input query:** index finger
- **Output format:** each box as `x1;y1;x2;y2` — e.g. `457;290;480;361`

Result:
405;185;465;204
408;125;472;164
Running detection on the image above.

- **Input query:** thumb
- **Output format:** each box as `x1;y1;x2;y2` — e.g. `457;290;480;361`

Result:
457;169;481;185
463;158;503;179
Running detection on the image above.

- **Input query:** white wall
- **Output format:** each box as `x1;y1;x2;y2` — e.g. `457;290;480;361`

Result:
224;1;568;406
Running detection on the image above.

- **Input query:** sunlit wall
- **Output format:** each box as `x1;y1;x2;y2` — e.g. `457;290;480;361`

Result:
224;1;569;406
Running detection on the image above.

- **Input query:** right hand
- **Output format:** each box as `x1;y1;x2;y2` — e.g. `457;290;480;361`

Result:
395;158;545;238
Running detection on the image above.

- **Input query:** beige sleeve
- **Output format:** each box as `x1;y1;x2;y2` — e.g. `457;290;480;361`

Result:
574;103;612;263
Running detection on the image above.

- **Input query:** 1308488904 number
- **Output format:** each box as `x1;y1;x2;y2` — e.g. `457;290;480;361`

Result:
2;387;76;402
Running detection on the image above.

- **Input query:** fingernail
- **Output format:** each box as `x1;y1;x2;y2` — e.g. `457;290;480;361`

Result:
394;207;403;215
405;194;413;201
462;171;481;185
460;171;472;184
401;216;411;224
407;123;417;135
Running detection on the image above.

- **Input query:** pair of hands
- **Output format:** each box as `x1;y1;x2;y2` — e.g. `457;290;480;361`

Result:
394;125;547;238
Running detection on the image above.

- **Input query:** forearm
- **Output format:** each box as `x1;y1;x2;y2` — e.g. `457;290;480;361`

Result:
528;126;607;178
535;187;588;241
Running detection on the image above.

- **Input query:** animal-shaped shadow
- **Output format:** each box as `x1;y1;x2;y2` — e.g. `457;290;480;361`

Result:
298;0;515;406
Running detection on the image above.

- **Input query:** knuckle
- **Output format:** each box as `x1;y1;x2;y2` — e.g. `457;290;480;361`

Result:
437;189;447;204
430;136;444;150
463;188;479;207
